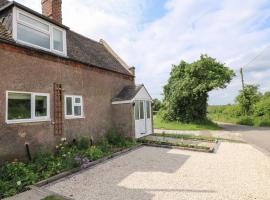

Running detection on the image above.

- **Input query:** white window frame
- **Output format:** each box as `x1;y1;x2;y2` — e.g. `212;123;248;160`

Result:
12;7;67;56
6;91;50;124
64;95;84;119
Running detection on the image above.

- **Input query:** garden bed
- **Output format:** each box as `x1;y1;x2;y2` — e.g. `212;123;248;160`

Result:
0;130;138;199
138;134;219;153
153;133;243;143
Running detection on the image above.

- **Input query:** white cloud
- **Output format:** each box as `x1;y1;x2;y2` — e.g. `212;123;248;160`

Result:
16;0;270;104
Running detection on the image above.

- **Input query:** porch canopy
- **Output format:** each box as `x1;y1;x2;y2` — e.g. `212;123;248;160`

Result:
112;84;153;138
112;84;152;104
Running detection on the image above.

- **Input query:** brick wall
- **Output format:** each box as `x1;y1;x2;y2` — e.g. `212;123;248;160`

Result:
0;44;135;162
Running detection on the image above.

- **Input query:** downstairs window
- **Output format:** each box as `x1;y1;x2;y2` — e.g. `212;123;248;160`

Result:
6;91;50;123
65;95;84;119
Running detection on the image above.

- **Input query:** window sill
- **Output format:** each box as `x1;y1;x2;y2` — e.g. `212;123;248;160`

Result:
65;116;85;120
6;118;51;124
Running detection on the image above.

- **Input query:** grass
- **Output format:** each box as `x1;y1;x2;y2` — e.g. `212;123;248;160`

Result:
153;115;221;130
41;196;65;200
208;107;270;127
138;138;210;151
153;133;243;143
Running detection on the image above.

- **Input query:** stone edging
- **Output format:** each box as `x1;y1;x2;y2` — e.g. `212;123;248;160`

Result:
143;140;220;153
34;144;143;187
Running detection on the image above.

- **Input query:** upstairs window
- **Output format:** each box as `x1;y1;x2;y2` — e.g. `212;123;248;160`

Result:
14;8;66;55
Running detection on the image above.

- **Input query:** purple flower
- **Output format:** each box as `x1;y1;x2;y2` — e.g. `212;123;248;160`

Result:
74;155;82;162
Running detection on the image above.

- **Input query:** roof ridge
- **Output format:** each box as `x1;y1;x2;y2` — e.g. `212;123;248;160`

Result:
99;39;133;75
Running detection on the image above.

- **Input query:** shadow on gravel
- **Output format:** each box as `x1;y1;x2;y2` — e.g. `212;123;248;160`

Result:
46;147;216;200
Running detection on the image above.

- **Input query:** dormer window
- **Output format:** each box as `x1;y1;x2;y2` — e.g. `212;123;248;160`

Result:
13;8;67;56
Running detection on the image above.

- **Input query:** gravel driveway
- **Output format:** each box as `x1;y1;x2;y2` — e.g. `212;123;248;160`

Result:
45;144;270;200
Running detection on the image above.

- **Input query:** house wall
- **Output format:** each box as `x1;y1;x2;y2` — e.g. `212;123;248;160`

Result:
112;103;135;138
0;43;135;162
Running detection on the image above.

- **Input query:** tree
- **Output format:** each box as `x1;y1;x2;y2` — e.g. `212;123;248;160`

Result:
152;99;162;113
162;55;235;122
236;84;262;115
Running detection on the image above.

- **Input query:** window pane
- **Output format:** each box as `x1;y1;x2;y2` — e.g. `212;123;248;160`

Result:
35;96;47;117
140;101;144;119
135;101;140;120
53;28;63;52
75;97;81;104
74;106;81;116
17;23;50;49
66;97;72;115
8;93;31;120
19;13;49;31
147;102;151;119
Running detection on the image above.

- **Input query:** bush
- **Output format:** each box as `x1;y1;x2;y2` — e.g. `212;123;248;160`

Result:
105;129;126;147
237;116;254;126
0;162;38;198
83;146;104;161
77;137;90;150
253;97;270;117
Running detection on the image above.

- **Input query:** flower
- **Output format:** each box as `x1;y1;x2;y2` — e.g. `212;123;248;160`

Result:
61;137;67;142
74;155;82;162
56;145;59;149
16;181;21;186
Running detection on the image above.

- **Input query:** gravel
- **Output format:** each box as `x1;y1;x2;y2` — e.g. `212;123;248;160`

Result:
45;143;270;200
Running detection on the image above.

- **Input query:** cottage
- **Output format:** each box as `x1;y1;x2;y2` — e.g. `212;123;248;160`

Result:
0;0;152;161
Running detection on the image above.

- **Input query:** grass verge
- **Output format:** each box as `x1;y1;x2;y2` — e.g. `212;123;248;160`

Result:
153;133;242;143
138;138;210;151
154;115;221;130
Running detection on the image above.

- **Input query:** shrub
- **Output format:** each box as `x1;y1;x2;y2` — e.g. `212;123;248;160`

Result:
253;97;270;117
0;162;38;198
237;116;254;126
83;146;104;161
77;137;90;150
105;129;126;147
97;138;111;153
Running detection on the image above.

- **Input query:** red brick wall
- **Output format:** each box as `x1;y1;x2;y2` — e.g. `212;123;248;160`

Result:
0;43;135;162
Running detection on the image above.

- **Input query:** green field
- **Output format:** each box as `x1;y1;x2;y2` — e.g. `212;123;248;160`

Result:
153;115;221;130
208;105;270;127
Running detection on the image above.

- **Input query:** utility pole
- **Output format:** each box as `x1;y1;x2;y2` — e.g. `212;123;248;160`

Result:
240;67;247;115
240;67;245;90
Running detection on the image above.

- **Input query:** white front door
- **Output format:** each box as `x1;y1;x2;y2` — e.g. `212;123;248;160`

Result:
134;100;152;138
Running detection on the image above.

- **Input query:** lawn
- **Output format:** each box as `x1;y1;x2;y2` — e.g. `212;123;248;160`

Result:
153;115;221;130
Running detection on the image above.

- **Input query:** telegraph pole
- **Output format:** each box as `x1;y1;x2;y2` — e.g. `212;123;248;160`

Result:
240;67;245;90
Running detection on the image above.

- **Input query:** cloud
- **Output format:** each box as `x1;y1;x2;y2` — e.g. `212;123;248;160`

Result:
16;0;270;105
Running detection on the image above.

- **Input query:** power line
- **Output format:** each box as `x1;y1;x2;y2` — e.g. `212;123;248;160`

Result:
244;43;270;68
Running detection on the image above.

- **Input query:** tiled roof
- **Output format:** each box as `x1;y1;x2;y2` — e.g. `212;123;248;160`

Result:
67;31;131;75
0;23;13;42
0;0;9;8
0;1;132;76
112;85;144;102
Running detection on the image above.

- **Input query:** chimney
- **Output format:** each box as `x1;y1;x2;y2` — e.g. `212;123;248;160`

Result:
41;0;62;23
129;66;135;76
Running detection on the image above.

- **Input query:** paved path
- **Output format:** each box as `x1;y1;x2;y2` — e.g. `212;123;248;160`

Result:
46;145;270;200
155;122;270;155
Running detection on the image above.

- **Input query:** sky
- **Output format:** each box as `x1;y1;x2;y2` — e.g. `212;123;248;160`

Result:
17;0;270;105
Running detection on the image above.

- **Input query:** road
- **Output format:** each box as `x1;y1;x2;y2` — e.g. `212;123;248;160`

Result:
218;122;270;156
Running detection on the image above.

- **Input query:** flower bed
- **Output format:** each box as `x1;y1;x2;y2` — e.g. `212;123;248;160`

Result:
0;130;136;199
